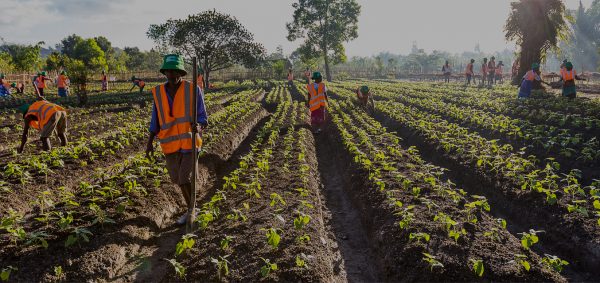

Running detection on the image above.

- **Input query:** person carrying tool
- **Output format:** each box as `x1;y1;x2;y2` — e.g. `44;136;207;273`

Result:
145;54;208;225
442;61;452;83
480;58;488;86
487;57;496;86
305;71;328;134
465;59;475;85
495;61;504;84
0;74;11;97
130;76;146;93
287;68;294;86
101;70;108;91
518;63;548;99
57;71;70;97
17;97;68;153
559;62;586;98
356;85;375;113
34;71;52;96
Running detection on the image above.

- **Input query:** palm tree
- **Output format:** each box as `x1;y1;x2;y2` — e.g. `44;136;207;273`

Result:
505;0;569;85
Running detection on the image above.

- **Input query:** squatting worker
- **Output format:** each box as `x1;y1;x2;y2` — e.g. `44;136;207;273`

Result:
305;71;328;134
17;97;68;153
145;54;208;225
518;63;545;99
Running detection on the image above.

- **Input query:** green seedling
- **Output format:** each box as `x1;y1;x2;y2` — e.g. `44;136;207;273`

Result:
65;227;92;247
89;203;115;227
509;254;531;272
175;234;196;256
260;258;278;278
295;254;309;269
520;229;542;250
220;235;234;251
226;209;248;222
164;258;186;279
210;255;231;279
422;253;444;272
54;265;64;279
542;254;569;273
293;213;311;230
409;232;430;244
296;234;311;244
1;266;17;282
469;259;484;277
270;193;286;207
261;228;282;249
25;231;49;249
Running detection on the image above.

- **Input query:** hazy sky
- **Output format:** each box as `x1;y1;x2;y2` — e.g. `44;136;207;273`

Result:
0;0;592;56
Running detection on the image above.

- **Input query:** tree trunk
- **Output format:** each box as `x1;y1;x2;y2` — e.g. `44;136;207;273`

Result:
205;70;210;91
324;53;332;82
513;42;542;89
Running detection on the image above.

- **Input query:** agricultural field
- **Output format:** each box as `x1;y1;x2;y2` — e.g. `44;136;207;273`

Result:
1;79;599;282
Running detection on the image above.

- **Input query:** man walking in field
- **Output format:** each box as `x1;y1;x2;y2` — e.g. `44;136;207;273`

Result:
57;71;70;97
465;59;475;85
480;58;488;86
145;54;208;225
305;71;328;134
495;61;504;84
17;97;68;153
487;57;496;86
442;61;452;83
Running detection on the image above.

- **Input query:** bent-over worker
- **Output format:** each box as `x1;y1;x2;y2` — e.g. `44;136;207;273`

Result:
17;98;68;152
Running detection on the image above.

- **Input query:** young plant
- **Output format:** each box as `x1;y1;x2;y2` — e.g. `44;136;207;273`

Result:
509;254;531;272
261;228;282;249
260;258;278;278
520;229;542;250
408;232;430;244
0;266;17;282
54;265;65;280
469;259;484;277
270;193;286;208
164;258;186;279
89;203;115;227
422;253;444;272
542;254;569;273
175;234;196;256
220;235;234;251
65;227;92;247
293;213;311;230
210;255;231;279
295;254;309;269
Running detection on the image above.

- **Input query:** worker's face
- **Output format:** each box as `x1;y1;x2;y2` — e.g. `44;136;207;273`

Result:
164;70;183;82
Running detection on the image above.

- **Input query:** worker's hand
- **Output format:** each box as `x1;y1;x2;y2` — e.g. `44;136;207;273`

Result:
145;143;154;160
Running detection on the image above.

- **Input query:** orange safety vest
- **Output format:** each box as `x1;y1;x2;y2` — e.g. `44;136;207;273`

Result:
465;63;474;75
196;75;205;90
524;70;537;81
307;83;327;112
36;76;46;88
151;81;202;154
495;65;503;75
57;75;68;88
25;101;65;130
562;69;576;81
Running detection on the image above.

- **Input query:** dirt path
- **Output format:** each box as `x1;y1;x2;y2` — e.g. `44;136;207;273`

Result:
312;126;380;282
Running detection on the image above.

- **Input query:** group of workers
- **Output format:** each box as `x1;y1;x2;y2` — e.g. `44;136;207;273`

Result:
10;52;589;227
517;60;586;99
462;57;505;86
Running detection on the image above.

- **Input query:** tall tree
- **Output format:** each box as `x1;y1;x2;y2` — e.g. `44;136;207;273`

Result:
286;0;361;81
147;10;266;87
58;34;84;58
505;0;569;85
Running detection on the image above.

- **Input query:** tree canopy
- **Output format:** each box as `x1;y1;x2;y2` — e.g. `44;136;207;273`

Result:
147;10;266;86
505;0;569;84
0;40;44;72
286;0;361;81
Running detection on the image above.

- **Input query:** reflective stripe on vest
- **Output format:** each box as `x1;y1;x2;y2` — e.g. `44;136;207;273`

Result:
307;83;327;112
562;70;575;81
152;81;201;154
26;101;63;130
